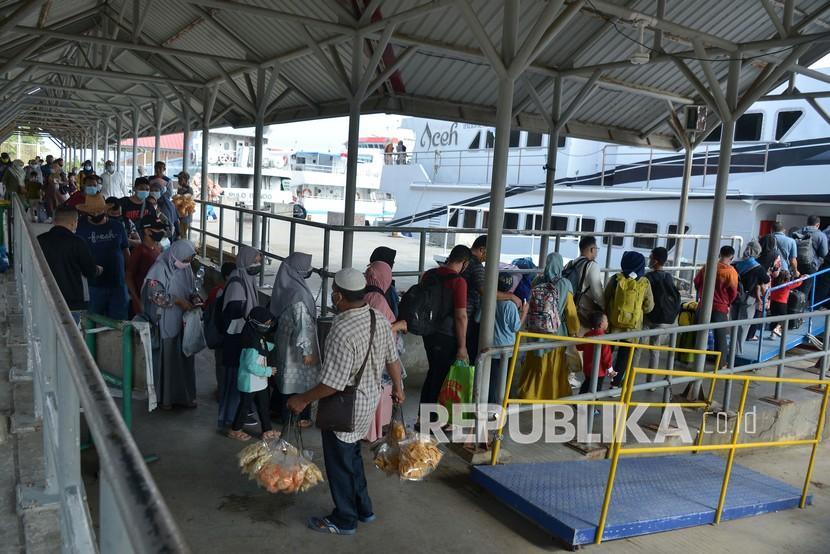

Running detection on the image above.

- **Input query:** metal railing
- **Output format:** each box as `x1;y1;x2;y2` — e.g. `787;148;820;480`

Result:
475;309;830;423
757;267;830;364
10;195;189;553
190;198;742;315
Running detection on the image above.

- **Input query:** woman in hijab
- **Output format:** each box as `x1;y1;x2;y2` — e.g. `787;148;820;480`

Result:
363;261;408;441
517;253;580;400
603;251;654;387
2;159;25;199
737;240;772;344
217;245;262;429
141;240;199;409
269;252;320;427
369;246;399;317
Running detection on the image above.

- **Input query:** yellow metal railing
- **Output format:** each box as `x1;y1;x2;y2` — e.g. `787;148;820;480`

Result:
491;331;830;545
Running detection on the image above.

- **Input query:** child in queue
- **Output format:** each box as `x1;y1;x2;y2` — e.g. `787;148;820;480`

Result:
576;311;617;393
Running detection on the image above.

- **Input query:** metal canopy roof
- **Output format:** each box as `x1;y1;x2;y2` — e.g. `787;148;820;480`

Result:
3;0;830;150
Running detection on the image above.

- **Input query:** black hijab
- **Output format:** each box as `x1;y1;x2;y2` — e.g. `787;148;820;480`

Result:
241;306;275;356
370;246;396;269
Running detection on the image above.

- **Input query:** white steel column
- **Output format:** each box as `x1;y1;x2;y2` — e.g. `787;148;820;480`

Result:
341;97;361;266
252;67;266;248
115;115;122;174
538;76;562;266
131;109;140;182
181;97;191;176
93;121;99;172
200;86;219;258
154;100;162;164
673;147;694;267
103;121;110;164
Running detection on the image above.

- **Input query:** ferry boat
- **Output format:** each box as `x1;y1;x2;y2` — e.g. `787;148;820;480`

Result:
379;71;830;267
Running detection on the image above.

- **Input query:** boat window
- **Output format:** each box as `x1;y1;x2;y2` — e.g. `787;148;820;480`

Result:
603;219;626;246
526;132;543;147
448;211;459;227
558;135;566;148
468;132;481;150
504;212;519;230
551;216;568;231
734;113;763;141
509;130;521;148
463;209;478;228
703;124;721;143
633;222;658;250
525;214;539;231
485;131;495;148
577;217;595;233
665;224;690;252
775;110;803;141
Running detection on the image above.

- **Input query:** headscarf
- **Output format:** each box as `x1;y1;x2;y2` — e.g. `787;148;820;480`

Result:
535;252;572;313
735;240;762;276
225;245;260;318
269;252;316;321
241;306;275;356
143;240;196;339
621;251;646;278
511;256;536;302
365;261;395;324
369;246;396;268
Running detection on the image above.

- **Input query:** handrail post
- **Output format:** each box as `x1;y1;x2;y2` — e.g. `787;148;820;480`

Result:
218;204;225;266
321;228;331;317
289;220;296;255
586;346;602;438
603;239;613;286
714;379;749;523
723;325;739;413
259;215;268;288
808;274;816;336
418;231;427;275
757;291;769;362
822;312;830;381
776;323;788;400
122;325;133;430
236;204;245;251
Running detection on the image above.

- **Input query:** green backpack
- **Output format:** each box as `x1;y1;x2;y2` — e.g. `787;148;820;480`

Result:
610;274;648;330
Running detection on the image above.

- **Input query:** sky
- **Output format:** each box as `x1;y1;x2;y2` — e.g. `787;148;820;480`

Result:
263;113;405;153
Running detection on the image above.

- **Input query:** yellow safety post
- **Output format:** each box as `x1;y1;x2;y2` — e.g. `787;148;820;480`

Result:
800;383;830;508
715;379;750;523
490;335;524;465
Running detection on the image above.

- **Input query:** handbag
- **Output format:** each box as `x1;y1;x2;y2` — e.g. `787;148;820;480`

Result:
316;310;376;433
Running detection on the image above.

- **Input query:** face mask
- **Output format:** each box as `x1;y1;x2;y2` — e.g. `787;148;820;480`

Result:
85;186;99;195
108;210;121;219
246;264;262;276
304;269;313;279
251;321;273;335
174;259;191;270
89;213;106;223
160;237;171;251
149;231;165;242
13;161;23;169
136;190;150;200
150;191;161;200
83;165;92;172
105;167;114;174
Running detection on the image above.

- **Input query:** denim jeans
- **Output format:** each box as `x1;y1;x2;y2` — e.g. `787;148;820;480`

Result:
88;285;129;321
321;430;372;530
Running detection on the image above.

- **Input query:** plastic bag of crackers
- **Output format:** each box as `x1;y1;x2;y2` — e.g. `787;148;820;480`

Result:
398;436;443;481
373;404;409;475
237;438;324;494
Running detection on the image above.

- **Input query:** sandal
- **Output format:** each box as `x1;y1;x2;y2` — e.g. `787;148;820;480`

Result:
227;429;252;442
261;430;281;440
747;337;759;342
307;516;355;536
298;419;313;429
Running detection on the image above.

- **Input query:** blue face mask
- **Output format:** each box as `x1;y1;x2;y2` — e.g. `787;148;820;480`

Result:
85;186;98;196
136;190;149;200
150;191;161;200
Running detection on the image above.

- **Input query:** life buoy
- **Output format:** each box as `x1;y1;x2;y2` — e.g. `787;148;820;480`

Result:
302;188;312;198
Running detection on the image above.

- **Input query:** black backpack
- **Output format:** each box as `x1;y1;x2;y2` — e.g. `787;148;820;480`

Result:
203;276;241;349
792;231;816;272
759;234;784;269
787;289;807;330
562;258;590;304
398;271;459;336
645;271;681;324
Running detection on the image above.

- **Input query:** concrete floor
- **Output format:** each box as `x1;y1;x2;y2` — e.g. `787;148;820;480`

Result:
78;347;830;554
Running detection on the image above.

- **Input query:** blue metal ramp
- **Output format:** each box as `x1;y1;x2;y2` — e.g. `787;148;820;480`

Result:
470;454;810;547
735;315;826;365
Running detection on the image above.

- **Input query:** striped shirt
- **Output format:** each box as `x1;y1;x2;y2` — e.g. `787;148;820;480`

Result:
320;305;398;443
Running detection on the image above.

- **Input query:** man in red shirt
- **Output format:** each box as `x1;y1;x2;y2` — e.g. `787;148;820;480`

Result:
417;244;471;419
125;215;165;316
693;245;738;367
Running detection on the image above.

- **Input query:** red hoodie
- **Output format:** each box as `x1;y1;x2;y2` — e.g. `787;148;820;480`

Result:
694;262;738;314
577;329;614;378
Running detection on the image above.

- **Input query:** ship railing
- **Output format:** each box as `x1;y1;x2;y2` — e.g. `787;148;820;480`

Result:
190;199;741;316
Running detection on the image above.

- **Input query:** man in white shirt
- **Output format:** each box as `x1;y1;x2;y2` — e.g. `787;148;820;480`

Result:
101;160;128;198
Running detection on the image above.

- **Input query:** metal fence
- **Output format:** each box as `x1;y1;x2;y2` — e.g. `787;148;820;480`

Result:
475;310;830;428
11;195;189;553
189;199;742;314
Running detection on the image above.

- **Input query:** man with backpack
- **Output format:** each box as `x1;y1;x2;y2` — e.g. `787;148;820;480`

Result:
731;241;770;352
603;251;654;386
693;245;739;368
792;215;828;302
562;236;605;329
401;245;471;420
771;222;797;272
643;247;681;369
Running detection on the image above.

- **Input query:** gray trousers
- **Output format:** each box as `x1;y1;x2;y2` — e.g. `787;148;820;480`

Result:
642;322;673;378
729;295;756;355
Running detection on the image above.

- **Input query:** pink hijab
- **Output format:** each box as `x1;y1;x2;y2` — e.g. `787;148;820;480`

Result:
365;261;395;325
